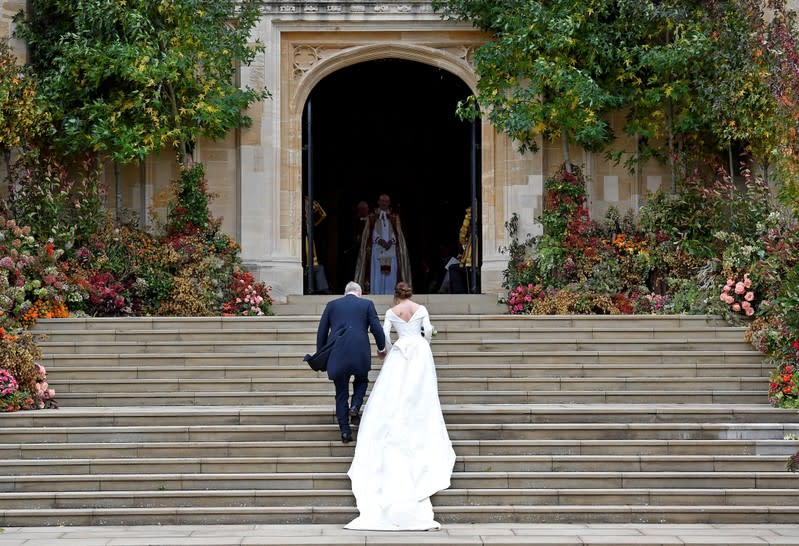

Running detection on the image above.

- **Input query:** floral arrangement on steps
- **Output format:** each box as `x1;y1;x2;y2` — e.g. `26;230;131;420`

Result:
0;329;56;412
502;164;799;409
0;160;275;411
223;270;273;316
719;274;756;317
768;343;799;408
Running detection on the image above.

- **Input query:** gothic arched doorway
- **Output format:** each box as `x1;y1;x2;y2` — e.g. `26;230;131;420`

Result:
302;58;480;295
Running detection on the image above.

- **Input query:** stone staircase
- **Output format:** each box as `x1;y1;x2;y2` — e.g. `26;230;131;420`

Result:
1;294;797;526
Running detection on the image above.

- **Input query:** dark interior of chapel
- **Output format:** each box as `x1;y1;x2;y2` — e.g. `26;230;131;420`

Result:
302;58;480;295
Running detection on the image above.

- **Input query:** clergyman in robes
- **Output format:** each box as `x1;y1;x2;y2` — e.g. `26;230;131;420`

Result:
354;193;411;295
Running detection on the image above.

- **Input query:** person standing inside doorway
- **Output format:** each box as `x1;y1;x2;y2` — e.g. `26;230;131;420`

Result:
344;200;371;281
354;193;411;294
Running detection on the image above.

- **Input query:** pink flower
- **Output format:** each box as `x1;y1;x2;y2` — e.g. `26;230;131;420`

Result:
719;293;728;302
726;279;735;286
722;285;731;293
732;303;741;312
741;301;751;310
734;282;745;295
745;307;754;316
744;291;754;302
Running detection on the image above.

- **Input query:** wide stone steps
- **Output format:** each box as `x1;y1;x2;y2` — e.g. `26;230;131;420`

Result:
0;311;796;526
28;310;745;332
37;351;759;368
0;432;793;452
3;470;796;493
1;454;789;475
1;504;797;526
34;326;749;342
3;422;798;443
47;376;765;393
5;404;797;425
2;488;798;511
275;295;508;316
36;338;756;354
35;390;770;406
45;361;772;379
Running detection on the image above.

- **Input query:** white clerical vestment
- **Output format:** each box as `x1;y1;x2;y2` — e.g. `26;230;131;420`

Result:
370;210;397;295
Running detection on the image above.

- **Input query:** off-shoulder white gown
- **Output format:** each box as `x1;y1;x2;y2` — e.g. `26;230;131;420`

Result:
345;305;456;531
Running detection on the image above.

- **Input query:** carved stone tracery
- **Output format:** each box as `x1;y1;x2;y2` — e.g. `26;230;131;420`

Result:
292;45;321;79
292;42;475;83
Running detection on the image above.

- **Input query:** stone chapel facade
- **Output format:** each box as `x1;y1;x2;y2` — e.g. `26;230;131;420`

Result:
2;0;676;300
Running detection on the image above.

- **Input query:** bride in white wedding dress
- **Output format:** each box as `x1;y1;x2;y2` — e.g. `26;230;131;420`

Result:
345;282;456;531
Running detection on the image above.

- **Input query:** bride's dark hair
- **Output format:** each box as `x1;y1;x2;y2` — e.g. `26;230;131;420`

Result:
394;282;413;300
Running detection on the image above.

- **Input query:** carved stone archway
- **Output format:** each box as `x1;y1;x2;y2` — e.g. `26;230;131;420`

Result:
279;32;493;291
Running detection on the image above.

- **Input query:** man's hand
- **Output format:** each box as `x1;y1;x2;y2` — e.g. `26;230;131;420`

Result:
377;349;387;360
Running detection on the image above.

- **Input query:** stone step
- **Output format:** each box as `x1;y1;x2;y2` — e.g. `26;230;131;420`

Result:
36;338;756;354
32;314;732;332
47;376;767;394
1;504;798;526
1;454;788;476
38;350;761;367
45;361;772;379
12;312;796;529
3;405;792;427
2;488;798;511
1;439;793;460
49;389;767;406
3;422;797;444
3;470;796;493
33;326;749;342
276;294;506;315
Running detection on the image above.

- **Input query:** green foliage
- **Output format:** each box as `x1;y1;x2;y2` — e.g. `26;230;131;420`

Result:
436;0;622;154
638;164;774;260
664;278;709;314
540;166;589;240
505;163;784;314
6;149;107;252
502;163;799;409
434;0;799;193
166;164;212;236
63;165;245;317
14;0;270;164
0;40;48;155
499;212;538;290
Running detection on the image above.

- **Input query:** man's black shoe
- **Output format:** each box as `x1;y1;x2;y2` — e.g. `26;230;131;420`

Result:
349;407;361;425
341;432;353;444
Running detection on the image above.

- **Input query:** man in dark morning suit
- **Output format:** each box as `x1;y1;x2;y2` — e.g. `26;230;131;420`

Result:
316;281;386;443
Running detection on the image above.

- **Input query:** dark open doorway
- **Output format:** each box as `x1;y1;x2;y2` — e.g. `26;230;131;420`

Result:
302;58;480;294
